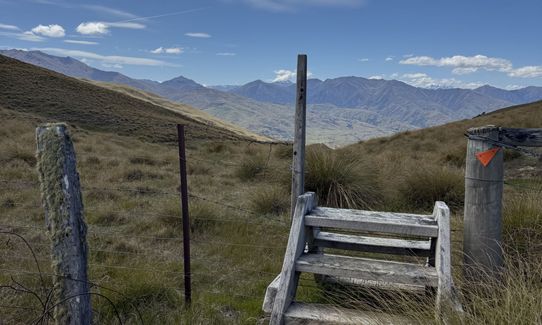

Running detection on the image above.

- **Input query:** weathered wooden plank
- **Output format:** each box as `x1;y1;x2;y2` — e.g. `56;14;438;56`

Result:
284;303;414;325
290;54;308;218
263;274;280;314
314;232;431;256
306;208;438;237
270;192;316;325
433;201;464;319
499;128;542;147
296;253;438;287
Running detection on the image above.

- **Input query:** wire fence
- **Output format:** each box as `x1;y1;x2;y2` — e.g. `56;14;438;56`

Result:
4;132;537;322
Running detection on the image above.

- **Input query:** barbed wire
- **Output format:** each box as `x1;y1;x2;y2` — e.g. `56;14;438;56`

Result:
465;133;542;158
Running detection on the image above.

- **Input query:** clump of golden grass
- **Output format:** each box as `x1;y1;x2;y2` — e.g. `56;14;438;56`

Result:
235;154;268;181
399;165;464;212
305;147;382;209
250;185;290;216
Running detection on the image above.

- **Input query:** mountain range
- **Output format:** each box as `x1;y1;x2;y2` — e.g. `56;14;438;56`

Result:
2;49;542;146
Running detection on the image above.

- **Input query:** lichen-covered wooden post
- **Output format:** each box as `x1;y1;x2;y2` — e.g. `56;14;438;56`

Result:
463;125;504;279
36;123;91;324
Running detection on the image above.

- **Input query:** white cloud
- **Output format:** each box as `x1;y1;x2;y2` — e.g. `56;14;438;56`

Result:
76;21;146;35
400;54;512;74
358;58;369;62
31;24;65;38
243;0;365;12
151;47;183;54
216;52;236;56
400;54;542;79
399;72;484;89
64;40;98;45
272;68;313;82
369;75;384;80
0;23;19;31
185;32;211;38
34;47;180;67
507;66;542;78
385;56;393;62
76;22;108;35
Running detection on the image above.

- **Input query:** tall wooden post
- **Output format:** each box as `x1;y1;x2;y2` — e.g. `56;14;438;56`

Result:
291;54;308;219
463;126;504;278
36;123;91;324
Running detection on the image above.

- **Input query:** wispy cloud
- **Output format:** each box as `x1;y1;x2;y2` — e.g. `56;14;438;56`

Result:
151;47;183;54
507;66;542;78
81;5;138;19
399;72;484;89
31;24;65;38
64;40;98;45
0;30;45;42
241;0;365;12
0;23;20;31
216;52;236;56
185;32;211;38
400;54;542;79
385;56;393;62
34;47;180;67
76;21;145;35
102;62;123;69
358;58;369;62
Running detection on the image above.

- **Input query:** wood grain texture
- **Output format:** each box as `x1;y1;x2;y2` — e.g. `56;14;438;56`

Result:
463;126;504;277
314;231;431;256
306;207;438;237
290;54;308;218
270;192;315;325
433;202;452;318
263;274;280;314
284;303;413;324
296;253;438;287
36;124;92;325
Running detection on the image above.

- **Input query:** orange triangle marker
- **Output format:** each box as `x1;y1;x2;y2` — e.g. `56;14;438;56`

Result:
476;147;500;167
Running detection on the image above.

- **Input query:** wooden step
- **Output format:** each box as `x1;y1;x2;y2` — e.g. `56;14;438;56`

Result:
296;253;438;287
284;302;413;324
306;207;438;237
314;231;431;256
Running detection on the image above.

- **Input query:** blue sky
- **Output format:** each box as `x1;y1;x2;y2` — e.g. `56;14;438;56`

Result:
1;0;542;89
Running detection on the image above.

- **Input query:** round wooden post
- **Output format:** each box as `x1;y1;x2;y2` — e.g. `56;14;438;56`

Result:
463;126;504;279
36;123;92;324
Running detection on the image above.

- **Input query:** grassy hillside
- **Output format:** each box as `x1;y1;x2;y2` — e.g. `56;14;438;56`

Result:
0;54;269;143
0;54;541;323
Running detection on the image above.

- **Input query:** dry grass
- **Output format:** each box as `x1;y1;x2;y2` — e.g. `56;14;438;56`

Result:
1;59;541;323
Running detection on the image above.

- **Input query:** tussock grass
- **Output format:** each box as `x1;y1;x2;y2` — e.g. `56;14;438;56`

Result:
305;147;382;209
399;165;464;212
235;154;268;181
250;185;289;216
